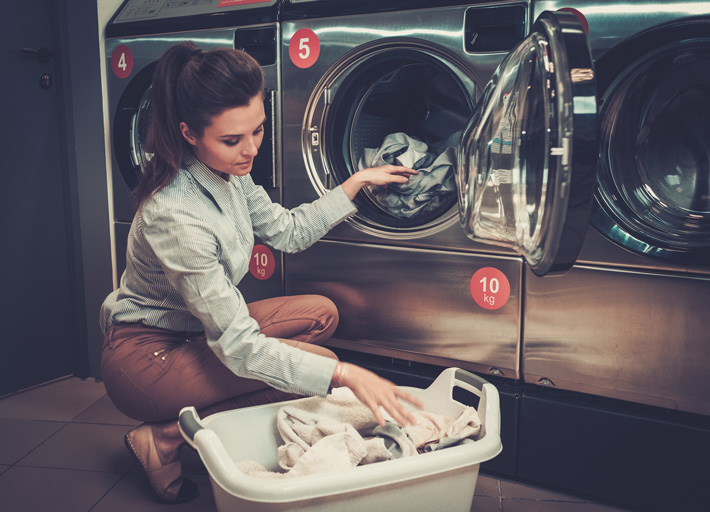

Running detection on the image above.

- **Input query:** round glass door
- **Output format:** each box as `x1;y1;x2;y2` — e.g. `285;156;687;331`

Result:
304;42;478;239
457;10;597;275
591;17;710;265
130;86;153;178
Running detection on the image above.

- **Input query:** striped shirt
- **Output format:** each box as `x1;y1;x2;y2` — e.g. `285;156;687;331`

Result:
100;154;356;397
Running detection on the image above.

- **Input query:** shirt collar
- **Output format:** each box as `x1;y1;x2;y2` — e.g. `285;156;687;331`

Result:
183;153;233;214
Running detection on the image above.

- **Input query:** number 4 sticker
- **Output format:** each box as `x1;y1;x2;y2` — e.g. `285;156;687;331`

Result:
289;28;320;69
111;45;133;79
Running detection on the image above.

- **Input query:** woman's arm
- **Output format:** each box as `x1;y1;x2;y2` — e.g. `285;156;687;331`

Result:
246;164;417;253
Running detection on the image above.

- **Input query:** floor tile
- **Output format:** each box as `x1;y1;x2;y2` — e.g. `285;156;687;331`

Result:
181;444;209;477
125;442;208;477
475;474;499;498
17;422;135;473
0;377;106;421
472;495;501;512
501;479;587;502
74;394;141;426
91;472;217;512
502;499;629;512
0;466;121;512
0;418;65;464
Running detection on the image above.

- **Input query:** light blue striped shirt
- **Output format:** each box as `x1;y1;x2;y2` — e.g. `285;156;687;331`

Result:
100;155;356;397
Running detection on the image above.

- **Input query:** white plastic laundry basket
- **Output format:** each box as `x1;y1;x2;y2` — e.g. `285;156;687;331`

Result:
179;368;502;512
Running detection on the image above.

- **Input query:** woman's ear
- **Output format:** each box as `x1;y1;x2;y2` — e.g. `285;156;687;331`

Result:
179;122;197;146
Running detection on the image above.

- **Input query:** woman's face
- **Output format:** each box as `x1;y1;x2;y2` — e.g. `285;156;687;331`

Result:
180;94;265;176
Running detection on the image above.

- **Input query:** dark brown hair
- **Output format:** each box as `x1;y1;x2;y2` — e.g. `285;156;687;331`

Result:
134;41;264;207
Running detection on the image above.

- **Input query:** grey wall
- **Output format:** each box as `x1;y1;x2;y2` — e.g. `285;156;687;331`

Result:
56;0;114;378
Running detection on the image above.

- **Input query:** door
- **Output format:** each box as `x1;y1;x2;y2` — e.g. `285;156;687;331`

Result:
457;10;598;276
0;0;75;394
590;16;710;266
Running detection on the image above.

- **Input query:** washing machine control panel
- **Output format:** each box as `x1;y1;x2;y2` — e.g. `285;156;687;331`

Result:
114;0;278;24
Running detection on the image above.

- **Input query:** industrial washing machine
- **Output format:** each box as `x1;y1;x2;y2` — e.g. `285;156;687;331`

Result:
524;0;710;419
281;0;595;383
105;0;285;302
514;3;710;511
281;1;709;509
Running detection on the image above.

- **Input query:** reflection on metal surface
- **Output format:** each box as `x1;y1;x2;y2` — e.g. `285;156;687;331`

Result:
286;240;522;378
315;26;462;40
570;67;594;81
524;265;710;415
533;1;710;58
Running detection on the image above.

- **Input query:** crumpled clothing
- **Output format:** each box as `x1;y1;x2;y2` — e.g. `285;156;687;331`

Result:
277;387;391;475
236;388;482;479
404;407;481;452
358;132;460;218
372;421;418;458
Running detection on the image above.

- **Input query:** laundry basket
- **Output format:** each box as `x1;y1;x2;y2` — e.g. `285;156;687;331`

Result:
179;367;502;512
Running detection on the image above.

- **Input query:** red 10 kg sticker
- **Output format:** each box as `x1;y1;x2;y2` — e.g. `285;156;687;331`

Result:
289;28;320;69
249;244;275;280
470;267;510;310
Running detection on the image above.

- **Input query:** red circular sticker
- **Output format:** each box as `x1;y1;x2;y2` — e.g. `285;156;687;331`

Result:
249;244;275;280
558;7;589;35
470;267;511;311
289;28;320;69
111;45;134;79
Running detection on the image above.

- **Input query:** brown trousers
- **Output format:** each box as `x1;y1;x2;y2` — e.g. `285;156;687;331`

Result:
101;295;338;423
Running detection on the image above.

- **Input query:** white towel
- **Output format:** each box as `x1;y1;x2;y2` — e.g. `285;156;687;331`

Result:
236;389;482;478
277;387;392;473
405;407;481;451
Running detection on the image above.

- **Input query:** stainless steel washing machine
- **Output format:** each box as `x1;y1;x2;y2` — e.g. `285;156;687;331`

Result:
522;1;710;416
105;0;285;302
281;0;599;381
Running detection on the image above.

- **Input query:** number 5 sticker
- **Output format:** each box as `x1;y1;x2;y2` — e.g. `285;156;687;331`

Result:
289;28;320;69
470;267;511;311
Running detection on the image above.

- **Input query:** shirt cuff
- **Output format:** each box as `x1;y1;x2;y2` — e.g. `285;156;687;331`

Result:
317;186;357;227
293;351;339;397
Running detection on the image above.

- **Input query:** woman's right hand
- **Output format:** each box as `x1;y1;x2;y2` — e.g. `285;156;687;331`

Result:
340;165;418;201
332;362;423;426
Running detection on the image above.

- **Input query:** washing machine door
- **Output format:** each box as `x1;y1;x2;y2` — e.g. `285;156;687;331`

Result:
457;10;597;276
591;16;710;265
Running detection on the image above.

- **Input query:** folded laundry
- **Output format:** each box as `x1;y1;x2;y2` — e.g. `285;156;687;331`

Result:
235;387;482;479
358;132;461;219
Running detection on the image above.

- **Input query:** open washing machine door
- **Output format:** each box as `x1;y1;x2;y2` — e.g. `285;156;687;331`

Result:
457;10;597;276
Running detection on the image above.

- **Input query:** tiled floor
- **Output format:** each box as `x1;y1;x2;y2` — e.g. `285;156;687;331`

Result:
0;376;631;512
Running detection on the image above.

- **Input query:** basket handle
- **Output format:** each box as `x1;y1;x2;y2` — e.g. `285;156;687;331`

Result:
427;367;486;398
178;406;204;443
453;368;488;394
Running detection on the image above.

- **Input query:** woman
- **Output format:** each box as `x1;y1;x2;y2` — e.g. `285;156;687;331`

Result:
100;41;422;504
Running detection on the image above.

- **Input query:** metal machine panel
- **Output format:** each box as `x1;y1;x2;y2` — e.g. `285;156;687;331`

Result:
286;240;522;379
281;4;523;254
524;265;710;415
532;0;710;58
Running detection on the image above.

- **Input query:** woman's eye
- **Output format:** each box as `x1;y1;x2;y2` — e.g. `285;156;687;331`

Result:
254;126;264;135
224;139;240;146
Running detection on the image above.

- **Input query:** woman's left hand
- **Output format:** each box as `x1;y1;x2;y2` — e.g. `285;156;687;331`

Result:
341;165;418;200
